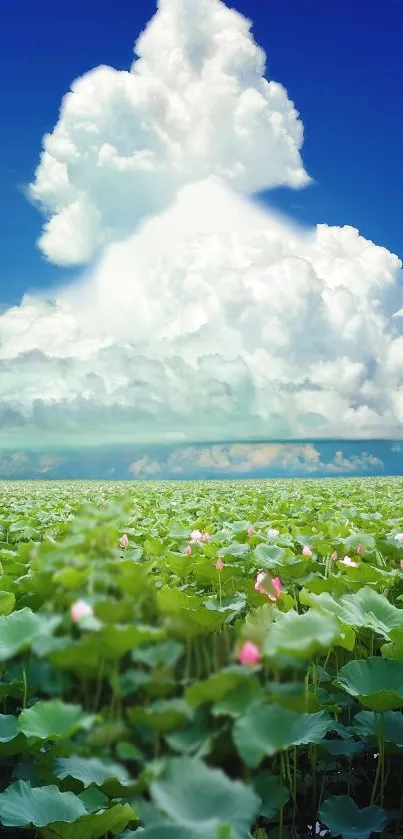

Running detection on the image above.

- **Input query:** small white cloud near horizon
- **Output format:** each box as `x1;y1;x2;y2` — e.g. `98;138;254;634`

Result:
0;0;403;447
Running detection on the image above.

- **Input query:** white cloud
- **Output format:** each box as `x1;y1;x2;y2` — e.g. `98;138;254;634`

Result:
128;455;162;476
30;0;308;266
0;0;402;448
164;443;383;475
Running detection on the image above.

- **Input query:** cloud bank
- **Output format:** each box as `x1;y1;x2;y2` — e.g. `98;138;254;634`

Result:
1;0;402;447
0;442;386;480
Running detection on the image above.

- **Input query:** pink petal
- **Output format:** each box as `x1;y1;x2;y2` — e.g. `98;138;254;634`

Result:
71;599;93;623
238;641;261;666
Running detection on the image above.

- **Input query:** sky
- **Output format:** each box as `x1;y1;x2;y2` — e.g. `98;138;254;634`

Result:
1;0;403;479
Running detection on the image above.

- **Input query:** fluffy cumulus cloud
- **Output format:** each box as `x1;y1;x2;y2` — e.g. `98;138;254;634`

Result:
1;0;403;447
30;0;308;264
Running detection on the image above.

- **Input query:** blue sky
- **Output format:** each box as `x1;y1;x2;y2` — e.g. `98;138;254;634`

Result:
1;0;403;476
2;0;402;304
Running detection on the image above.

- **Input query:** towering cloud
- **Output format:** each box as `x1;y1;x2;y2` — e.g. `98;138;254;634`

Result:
0;0;402;447
30;0;308;265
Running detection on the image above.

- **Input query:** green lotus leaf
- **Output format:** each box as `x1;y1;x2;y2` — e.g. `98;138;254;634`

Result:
42;802;135;839
137;826;239;839
0;591;15;616
150;757;260;836
233;705;331;767
336;658;403;711
212;677;263;718
0;713;19;743
341;588;403;638
252;771;290;818
0;780;87;827
0;608;60;661
18;699;96;740
54;755;132;788
354;710;403;746
253;544;287;569
185;667;252;708
128;698;193;732
132;640;183;668
264;609;340;659
319;795;389;839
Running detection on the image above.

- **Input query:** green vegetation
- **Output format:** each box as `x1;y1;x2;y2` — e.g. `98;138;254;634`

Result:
0;477;403;838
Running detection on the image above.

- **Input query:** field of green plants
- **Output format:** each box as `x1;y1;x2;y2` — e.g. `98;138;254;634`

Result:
0;477;403;839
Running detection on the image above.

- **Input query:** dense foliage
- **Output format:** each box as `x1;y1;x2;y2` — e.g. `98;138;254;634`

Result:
0;477;403;838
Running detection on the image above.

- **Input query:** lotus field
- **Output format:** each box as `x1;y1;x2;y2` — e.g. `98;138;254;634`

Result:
1;478;403;838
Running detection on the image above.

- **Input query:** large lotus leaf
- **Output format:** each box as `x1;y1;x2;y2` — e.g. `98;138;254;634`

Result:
99;624;164;658
46;635;105;672
217;541;249;560
336;658;403;711
298;590;356;650
340;588;403;638
253;544;287;569
150;757;260;836
241;603;275;646
212;678;263;718
157;588;225;636
0;713;19;743
164;710;210;755
185;667;253;708
300;586;403;639
0;591;15;615
233;705;331;767
0;712;25;756
132;640;183;669
42;802;135;839
18;699;95;740
136;826;239;839
319;795;389;839
0;781;87;827
263;609;340;659
354;710;403;746
318;738;364;757
0;608;60;661
340;563;396;587
252;772;290;819
54;755;132;789
128;699;193;733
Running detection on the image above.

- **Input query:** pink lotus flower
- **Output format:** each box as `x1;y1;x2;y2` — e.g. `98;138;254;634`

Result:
201;533;211;543
255;572;282;601
395;533;403;543
119;534;129;548
184;545;192;556
302;545;312;557
71;600;93;623
247;527;255;537
267;528;280;538
238;641;261;667
340;555;359;568
216;558;224;571
190;530;203;544
356;544;365;555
